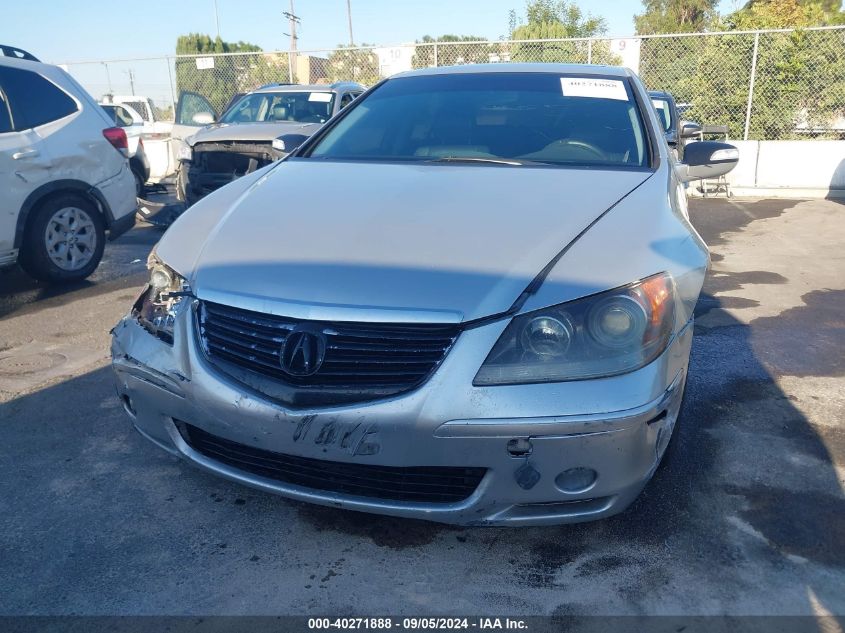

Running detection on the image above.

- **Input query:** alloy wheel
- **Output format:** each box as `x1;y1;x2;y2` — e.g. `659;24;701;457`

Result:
44;206;98;271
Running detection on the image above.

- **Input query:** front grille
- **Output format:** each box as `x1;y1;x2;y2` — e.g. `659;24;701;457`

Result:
191;142;279;195
178;422;486;504
197;301;460;406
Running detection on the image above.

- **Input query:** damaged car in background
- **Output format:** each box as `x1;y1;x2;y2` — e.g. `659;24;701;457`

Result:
112;64;738;526
174;82;364;206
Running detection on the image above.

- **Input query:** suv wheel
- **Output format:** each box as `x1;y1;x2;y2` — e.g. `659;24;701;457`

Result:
132;167;145;198
19;194;105;283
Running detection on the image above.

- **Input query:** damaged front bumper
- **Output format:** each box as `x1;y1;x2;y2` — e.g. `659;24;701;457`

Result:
110;302;691;526
182;142;282;204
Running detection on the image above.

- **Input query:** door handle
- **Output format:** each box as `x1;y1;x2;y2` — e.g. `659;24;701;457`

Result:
12;148;40;160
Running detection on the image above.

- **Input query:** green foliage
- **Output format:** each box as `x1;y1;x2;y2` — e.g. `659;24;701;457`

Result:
727;0;843;27
639;0;845;139
634;0;719;34
510;0;608;38
507;0;618;64
326;45;380;85
174;33;289;115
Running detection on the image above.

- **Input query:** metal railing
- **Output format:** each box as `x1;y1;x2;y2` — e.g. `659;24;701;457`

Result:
57;25;845;140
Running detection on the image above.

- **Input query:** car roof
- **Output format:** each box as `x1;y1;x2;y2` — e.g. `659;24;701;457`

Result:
252;82;364;94
0;54;52;72
392;63;636;80
648;90;673;99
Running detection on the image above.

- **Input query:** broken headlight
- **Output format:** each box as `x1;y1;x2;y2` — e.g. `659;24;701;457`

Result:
134;252;191;344
177;143;192;162
474;273;676;385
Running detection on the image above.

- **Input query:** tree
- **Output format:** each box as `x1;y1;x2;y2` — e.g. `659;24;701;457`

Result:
634;0;719;34
326;45;380;85
412;35;493;69
726;0;842;28
507;0;617;64
510;0;608;39
724;0;845;137
638;0;845;139
174;33;287;115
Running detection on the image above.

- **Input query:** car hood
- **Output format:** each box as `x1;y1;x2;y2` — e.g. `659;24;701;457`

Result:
189;121;322;145
180;160;651;323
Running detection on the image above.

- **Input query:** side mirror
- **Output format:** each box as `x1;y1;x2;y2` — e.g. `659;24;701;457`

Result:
680;120;702;139
665;130;678;147
675;141;739;182
192;112;215;125
271;133;309;154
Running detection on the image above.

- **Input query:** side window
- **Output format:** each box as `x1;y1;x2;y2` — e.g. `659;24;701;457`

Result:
0;66;78;130
175;91;217;126
113;106;135;127
0;89;12;133
339;92;362;110
122;100;151;122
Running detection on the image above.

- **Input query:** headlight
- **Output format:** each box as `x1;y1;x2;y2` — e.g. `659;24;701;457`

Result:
474;272;675;385
177;143;192;162
133;252;191;344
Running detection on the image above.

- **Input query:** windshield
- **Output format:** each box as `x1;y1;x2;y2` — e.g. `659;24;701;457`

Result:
220;91;335;124
307;73;650;169
651;97;672;132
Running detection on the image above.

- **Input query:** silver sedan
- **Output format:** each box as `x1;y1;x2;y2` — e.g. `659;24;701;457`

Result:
111;64;738;525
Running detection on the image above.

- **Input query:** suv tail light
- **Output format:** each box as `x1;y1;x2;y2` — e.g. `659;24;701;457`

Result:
102;127;128;157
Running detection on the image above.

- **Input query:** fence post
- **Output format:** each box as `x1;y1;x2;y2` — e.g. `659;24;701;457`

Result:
165;56;176;117
587;39;593;64
433;42;438;67
743;32;760;141
287;52;295;83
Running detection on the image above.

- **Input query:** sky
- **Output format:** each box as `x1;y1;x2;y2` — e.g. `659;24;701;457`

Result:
5;0;740;63
2;0;737;107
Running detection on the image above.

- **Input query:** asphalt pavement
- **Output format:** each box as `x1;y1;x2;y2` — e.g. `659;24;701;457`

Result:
0;195;843;617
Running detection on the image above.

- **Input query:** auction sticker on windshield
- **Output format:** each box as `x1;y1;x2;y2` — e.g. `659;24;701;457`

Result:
561;77;628;101
309;92;333;102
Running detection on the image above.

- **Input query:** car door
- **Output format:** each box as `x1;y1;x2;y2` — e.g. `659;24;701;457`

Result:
170;91;218;166
0;66;62;260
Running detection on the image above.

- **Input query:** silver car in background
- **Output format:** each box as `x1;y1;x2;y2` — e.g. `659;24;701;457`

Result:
111;64;738;526
177;82;364;205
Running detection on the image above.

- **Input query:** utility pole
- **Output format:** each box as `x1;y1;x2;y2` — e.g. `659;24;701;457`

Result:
126;69;135;96
102;62;113;94
346;0;354;46
283;0;300;53
213;0;221;39
283;0;300;83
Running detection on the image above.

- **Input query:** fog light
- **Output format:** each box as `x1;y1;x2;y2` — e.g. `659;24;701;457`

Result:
555;467;597;493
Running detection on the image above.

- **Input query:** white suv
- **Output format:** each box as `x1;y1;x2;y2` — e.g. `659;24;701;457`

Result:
0;47;137;282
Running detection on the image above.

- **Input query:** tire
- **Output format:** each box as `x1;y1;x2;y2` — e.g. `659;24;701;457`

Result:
132;167;146;198
18;193;105;284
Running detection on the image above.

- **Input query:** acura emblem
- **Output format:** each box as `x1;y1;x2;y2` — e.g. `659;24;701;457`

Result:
280;328;327;377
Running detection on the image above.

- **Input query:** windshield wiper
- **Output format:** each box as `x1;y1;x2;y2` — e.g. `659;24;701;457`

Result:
425;156;533;166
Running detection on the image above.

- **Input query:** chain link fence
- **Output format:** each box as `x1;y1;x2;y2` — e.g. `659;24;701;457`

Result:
59;25;845;140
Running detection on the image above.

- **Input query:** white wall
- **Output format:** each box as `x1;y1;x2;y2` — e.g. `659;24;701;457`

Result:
708;140;845;197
